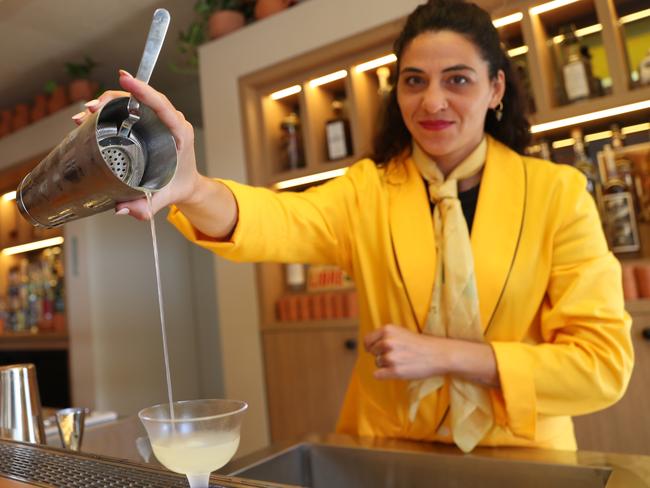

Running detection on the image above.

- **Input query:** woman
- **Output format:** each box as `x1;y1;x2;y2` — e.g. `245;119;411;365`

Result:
75;0;632;452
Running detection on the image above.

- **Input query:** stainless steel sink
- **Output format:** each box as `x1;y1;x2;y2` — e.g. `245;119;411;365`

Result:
226;441;612;488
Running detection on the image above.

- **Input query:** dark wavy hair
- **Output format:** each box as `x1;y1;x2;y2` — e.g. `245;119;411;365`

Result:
373;0;531;164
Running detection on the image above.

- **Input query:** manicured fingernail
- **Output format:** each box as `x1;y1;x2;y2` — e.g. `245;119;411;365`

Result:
71;111;86;120
84;99;99;108
118;69;133;78
115;208;130;216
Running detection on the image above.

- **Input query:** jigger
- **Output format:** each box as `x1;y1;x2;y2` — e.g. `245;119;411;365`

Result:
0;364;46;444
55;407;89;451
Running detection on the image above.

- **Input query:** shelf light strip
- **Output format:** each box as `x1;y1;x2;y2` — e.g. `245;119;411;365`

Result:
551;123;650;149
274;168;348;190
619;8;650;25
2;191;16;201
553;24;602;44
530;100;650;134
270;85;302;101
309;70;348;88
2;237;64;256
530;0;579;15
507;45;529;58
354;54;397;73
492;12;523;28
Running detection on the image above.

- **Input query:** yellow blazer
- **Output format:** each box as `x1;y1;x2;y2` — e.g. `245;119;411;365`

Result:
169;136;633;450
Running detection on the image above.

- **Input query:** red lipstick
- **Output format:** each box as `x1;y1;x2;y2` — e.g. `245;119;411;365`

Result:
419;120;453;131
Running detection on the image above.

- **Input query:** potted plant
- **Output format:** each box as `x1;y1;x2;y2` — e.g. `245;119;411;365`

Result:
30;93;48;123
254;0;294;20
203;0;252;39
66;56;100;102
11;103;30;131
174;0;253;73
44;80;69;114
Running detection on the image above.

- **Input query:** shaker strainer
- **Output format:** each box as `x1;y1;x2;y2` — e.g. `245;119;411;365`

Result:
16;9;177;229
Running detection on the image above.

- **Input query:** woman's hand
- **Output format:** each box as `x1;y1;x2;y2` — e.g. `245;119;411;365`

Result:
364;324;500;387
71;70;202;221
364;324;451;380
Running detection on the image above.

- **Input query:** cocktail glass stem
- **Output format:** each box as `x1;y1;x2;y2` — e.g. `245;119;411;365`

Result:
186;473;210;488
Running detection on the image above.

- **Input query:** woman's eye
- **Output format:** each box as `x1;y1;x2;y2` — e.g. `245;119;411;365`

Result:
404;75;426;87
448;75;470;85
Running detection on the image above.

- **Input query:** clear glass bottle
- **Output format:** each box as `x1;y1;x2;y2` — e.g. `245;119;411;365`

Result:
571;127;599;200
280;112;305;171
325;99;353;161
561;25;594;103
639;48;650;86
610;124;641;216
600;144;640;253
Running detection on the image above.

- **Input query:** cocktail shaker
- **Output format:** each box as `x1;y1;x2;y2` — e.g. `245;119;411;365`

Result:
16;96;177;228
0;363;46;444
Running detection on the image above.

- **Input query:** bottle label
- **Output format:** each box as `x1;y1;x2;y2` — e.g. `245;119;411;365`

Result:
563;62;590;101
602;192;640;253
326;121;349;160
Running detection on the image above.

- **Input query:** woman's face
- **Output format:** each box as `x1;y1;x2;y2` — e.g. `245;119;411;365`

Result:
397;30;505;174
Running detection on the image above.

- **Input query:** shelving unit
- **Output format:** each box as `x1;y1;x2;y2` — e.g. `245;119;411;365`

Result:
235;0;650;444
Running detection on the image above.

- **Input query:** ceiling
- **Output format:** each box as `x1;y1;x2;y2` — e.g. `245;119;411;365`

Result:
0;0;204;125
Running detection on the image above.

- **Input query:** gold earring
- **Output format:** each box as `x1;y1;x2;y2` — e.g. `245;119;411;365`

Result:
494;101;504;122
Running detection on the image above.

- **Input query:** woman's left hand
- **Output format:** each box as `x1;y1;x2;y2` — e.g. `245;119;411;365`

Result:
364;324;500;387
363;324;451;380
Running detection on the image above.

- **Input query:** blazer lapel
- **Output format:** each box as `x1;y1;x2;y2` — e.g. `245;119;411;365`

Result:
387;157;437;329
471;137;526;333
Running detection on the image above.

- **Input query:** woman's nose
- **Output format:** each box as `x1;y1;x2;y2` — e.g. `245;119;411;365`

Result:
421;85;448;113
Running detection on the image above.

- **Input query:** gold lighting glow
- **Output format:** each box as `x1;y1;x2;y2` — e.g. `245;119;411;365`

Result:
550;122;650;149
270;85;302;101
553;24;602;44
530;0;579;15
530;100;650;133
309;70;348;88
274;168;348;190
493;12;523;28
622;122;650;135
354;54;397;73
508;45;529;58
2;191;16;201
2;237;65;256
619;8;650;25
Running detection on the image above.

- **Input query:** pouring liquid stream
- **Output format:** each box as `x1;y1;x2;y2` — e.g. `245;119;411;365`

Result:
145;191;175;423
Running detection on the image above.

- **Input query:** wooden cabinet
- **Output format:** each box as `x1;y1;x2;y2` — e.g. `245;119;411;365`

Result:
237;0;650;442
262;325;357;442
573;300;650;455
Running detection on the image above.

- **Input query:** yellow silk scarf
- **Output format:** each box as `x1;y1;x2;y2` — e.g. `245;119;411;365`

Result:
408;137;493;453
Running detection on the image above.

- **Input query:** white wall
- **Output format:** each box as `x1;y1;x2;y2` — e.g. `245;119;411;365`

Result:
66;129;222;415
198;0;423;455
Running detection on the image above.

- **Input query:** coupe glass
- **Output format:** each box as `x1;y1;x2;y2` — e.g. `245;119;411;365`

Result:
139;399;247;488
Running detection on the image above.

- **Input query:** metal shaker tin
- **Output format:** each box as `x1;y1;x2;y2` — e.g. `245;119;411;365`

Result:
16;97;177;228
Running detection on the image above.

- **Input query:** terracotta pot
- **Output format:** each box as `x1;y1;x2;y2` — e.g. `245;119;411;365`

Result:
622;265;639;300
254;0;292;19
68;79;99;102
207;10;245;39
30;94;48;123
47;85;69;114
634;265;650;298
11;104;30;131
0;110;12;138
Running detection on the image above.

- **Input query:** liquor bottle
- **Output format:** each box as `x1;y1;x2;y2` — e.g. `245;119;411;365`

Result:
280;112;305;170
571;128;599;199
539;139;552;161
610;124;641;216
639;48;650;86
325;99;353;161
561;25;594;102
376;66;392;97
600;144;640;253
